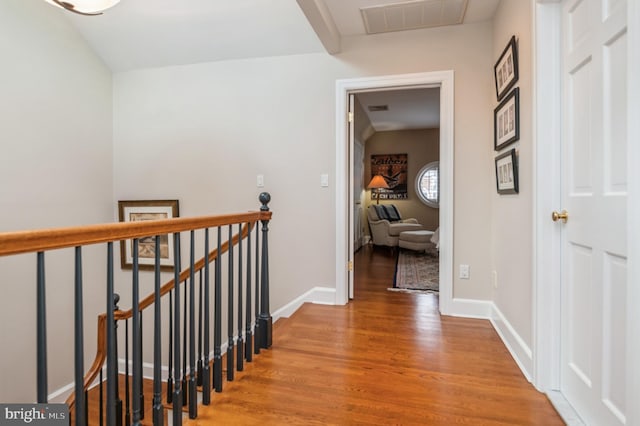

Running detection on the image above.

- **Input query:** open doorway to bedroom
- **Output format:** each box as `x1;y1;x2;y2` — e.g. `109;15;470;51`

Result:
352;88;441;297
335;70;454;312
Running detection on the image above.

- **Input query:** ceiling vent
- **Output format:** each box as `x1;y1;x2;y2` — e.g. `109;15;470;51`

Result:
368;105;389;112
361;0;468;34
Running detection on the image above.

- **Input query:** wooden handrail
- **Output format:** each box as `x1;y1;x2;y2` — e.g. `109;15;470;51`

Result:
65;221;256;409
0;211;271;257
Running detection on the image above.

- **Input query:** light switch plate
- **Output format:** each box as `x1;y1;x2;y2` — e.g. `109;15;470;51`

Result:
459;264;470;279
257;174;264;187
320;174;329;187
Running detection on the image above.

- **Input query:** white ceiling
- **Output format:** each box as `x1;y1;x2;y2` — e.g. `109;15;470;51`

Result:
54;0;500;72
49;0;500;130
324;0;498;36
356;88;440;132
60;0;326;72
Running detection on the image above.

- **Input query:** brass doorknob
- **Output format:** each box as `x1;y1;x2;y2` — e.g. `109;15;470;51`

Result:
551;210;568;223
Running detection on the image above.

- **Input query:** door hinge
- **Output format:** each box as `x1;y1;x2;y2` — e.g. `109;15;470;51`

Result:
348;112;354;123
348;260;353;272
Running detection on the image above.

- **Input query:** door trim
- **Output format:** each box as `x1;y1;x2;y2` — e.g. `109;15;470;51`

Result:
334;70;454;315
533;0;563;393
627;2;640;425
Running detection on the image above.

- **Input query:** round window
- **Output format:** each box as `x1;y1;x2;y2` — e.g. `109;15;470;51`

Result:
415;161;439;208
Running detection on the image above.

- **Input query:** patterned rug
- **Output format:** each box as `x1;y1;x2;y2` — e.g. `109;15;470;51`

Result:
389;246;439;294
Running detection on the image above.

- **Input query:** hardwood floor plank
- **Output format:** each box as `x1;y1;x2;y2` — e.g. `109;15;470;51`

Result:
183;245;564;425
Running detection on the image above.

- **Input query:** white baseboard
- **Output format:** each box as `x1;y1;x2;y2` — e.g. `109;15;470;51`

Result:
272;286;336;321
489;303;533;382
48;382;75;403
447;298;492;318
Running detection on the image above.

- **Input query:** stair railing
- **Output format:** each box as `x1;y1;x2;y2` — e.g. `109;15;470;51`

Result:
0;193;273;426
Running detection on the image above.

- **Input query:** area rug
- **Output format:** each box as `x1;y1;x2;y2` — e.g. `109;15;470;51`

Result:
389;246;439;294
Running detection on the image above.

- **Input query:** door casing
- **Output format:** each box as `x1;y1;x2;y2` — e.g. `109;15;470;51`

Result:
335;71;454;314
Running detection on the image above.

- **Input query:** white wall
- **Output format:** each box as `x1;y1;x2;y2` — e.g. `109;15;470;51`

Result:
491;0;534;349
113;20;495;309
0;0;113;402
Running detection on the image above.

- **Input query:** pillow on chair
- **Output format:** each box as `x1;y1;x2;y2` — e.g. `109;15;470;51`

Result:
373;204;402;222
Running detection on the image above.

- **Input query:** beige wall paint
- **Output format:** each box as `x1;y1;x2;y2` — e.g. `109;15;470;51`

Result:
0;0;113;402
113;20;495;307
364;129;440;232
491;0;534;347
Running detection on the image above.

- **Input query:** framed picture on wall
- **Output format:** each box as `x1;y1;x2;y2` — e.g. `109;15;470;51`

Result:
494;87;520;151
494;35;519;101
370;153;408;200
495;149;519;194
118;199;179;270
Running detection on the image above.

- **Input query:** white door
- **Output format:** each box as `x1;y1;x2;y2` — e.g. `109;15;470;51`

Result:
559;0;628;424
348;93;355;299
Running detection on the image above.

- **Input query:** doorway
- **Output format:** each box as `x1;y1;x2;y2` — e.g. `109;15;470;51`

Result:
335;71;454;315
351;88;441;297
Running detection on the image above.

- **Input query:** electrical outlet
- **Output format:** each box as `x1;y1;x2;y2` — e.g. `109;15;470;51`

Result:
459;264;470;279
492;271;498;289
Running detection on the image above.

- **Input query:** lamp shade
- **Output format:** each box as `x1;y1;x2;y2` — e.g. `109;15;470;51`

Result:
367;175;389;189
44;0;120;15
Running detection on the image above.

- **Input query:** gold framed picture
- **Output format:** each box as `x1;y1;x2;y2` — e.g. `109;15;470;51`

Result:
118;200;179;270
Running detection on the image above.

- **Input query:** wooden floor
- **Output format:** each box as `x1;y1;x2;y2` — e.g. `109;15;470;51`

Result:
183;245;564;425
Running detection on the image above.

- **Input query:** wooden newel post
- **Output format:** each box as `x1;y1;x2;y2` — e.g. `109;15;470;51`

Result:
258;192;272;349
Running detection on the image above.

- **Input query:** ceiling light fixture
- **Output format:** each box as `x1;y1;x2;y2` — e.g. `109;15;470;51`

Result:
44;0;120;16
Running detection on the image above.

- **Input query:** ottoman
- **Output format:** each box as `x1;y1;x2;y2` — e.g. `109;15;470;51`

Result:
398;230;435;252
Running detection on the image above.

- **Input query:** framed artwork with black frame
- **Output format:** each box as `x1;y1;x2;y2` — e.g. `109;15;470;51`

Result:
494;87;520;151
495;149;519;194
118;199;179;270
494;35;519;101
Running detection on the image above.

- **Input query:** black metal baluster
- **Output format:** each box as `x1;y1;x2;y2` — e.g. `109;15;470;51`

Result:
236;225;244;372
172;233;183;426
36;252;48;403
140;313;144;420
74;247;85;426
84;390;88;426
99;370;103;426
152;235;164;426
188;231;197;419
167;289;173;404
125;319;130;426
245;223;253;362
197;269;203;388
213;227;223;393
202;228;211;404
227;225;235;382
258;193;273;349
113;295;122;426
182;277;188;406
254;221;260;355
131;239;142;426
106;243;117;426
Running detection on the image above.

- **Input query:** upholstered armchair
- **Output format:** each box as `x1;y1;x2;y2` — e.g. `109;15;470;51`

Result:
366;205;423;247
